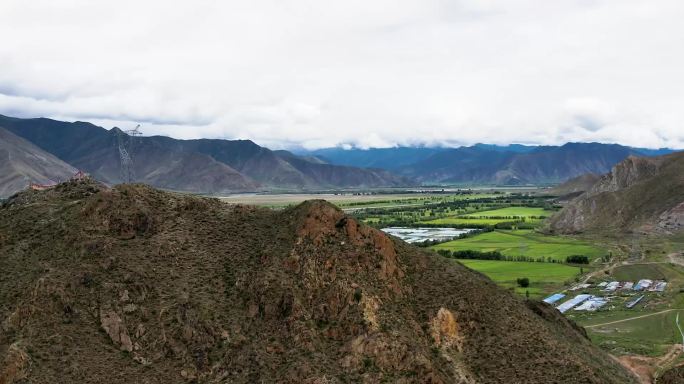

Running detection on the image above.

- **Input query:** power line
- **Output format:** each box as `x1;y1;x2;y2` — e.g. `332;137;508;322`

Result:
117;124;142;184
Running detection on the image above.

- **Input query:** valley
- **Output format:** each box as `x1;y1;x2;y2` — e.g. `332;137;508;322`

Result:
1;115;682;382
3;2;684;382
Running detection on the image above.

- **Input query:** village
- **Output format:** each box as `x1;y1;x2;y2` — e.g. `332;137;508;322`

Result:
544;278;668;313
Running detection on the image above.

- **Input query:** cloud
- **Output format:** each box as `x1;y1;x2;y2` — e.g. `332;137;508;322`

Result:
0;0;683;149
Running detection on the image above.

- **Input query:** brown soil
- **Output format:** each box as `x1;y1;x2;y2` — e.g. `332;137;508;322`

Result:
619;355;657;384
617;344;684;384
0;180;639;383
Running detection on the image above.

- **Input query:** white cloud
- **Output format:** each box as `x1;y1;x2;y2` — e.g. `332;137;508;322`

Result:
0;0;682;149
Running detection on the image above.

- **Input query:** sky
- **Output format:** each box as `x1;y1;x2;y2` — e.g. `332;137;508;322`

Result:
1;0;683;150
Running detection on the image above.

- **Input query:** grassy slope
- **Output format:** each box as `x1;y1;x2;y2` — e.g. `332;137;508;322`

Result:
582;310;683;356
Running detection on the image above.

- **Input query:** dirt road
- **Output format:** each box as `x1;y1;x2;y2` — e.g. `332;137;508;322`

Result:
586;309;680;328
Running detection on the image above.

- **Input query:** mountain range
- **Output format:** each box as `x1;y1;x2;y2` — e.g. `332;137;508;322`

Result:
1;114;679;196
0;115;409;195
0;179;638;383
303;143;677;185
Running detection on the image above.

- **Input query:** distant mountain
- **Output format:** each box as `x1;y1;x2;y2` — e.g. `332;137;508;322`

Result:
401;146;516;184
548;152;684;234
298;144;539;171
299;147;445;170
179;139;410;189
4;114;677;190
0;126;77;198
486;143;640;185
0;116;259;194
405;142;649;184
303;143;678;185
631;147;676;157
0;115;411;192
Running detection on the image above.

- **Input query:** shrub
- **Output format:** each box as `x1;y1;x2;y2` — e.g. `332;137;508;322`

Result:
566;255;589;264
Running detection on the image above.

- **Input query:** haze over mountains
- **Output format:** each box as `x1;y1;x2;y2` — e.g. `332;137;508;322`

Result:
0;114;679;197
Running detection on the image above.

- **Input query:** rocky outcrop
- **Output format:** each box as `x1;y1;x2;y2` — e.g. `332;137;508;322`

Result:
100;310;133;352
589;155;662;194
430;308;462;350
295;200;405;295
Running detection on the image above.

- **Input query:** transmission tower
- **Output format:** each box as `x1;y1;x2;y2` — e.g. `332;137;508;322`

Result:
117;124;142;183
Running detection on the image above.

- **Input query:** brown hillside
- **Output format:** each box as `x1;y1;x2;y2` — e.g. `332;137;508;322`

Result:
548;153;684;234
549;173;601;196
0;180;637;383
0;127;77;198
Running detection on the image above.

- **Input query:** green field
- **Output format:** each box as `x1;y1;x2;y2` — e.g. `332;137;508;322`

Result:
433;230;606;261
419;217;515;225
456;259;580;297
420;206;553;226
611;264;669;281
462;206;555;218
220;192;499;209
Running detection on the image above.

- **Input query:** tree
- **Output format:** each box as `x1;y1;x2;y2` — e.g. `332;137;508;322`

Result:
516;277;530;288
566;255;589;264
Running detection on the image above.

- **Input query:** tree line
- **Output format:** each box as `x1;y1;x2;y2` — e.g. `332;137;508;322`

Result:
436;249;590;264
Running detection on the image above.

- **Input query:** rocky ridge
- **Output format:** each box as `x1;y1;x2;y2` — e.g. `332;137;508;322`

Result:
548;152;684;234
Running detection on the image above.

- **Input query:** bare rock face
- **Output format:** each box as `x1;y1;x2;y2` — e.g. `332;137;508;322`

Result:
430;308;462;350
295;200;405;295
100;309;133;352
657;202;684;232
590;155;661;194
